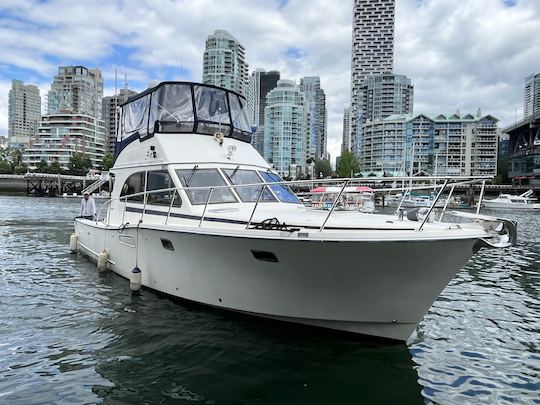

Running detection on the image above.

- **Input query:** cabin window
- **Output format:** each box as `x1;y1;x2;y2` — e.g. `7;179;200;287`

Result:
120;172;146;203
146;170;182;207
176;168;237;205
258;171;301;204
223;169;277;202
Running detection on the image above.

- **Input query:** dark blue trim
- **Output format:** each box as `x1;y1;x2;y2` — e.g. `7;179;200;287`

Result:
125;206;415;231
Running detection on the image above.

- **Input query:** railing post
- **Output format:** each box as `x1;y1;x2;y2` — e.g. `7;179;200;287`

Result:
165;191;176;225
439;183;455;221
122;197;127;225
199;188;213;227
319;180;349;232
418;179;448;231
246;184;266;229
476;180;486;215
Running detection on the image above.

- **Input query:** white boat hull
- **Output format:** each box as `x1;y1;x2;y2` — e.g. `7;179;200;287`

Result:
483;201;540;210
75;219;477;341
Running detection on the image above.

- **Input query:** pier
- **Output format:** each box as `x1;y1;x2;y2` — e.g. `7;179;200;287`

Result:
0;173;102;196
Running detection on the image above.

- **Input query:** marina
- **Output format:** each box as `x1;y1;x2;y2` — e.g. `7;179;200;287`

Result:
0;195;538;403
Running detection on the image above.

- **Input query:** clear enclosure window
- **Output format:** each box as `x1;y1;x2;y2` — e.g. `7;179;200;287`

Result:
176;168;237;205
120;172;146;202
259;171;301;204
146;170;182;207
223;169;277;202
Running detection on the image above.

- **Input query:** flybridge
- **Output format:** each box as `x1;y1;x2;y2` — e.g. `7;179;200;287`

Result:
115;82;252;158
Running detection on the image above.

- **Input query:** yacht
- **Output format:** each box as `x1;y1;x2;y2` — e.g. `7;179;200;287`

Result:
72;82;517;341
483;190;540;210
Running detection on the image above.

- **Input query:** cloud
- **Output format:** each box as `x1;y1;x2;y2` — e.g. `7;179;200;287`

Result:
0;0;539;162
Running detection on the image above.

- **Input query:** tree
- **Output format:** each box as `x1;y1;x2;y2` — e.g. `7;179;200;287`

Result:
36;159;49;173
68;153;92;176
314;159;332;178
13;164;28;174
0;160;12;174
48;161;63;174
336;151;360;178
102;153;114;171
11;149;22;166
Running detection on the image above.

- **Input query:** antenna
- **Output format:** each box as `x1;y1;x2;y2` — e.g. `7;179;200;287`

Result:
114;46;118;96
124;71;128;92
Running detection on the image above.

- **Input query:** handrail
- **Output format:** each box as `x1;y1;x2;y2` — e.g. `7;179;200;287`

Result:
199;188;213;227
320;180;349;232
93;175;494;231
418;179;449;231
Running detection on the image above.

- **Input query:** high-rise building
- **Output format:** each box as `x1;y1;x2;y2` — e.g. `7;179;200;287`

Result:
47;66;104;118
247;69;280;155
360;113;498;177
202;30;249;96
24;66;105;170
8;80;41;149
350;0;395;151
299;76;327;161
353;73;414;160
263;80;308;178
524;73;540;118
102;88;138;154
342;107;351;152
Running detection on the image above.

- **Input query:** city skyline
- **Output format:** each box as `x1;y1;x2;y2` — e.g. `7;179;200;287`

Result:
0;0;539;163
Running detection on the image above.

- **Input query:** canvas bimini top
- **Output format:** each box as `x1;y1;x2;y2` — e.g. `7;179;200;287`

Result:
115;82;252;158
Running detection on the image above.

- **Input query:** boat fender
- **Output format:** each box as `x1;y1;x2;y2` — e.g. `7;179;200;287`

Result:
69;233;78;253
97;250;109;272
130;267;142;292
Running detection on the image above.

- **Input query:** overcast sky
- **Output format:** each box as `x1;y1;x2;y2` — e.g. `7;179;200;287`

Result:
0;0;539;162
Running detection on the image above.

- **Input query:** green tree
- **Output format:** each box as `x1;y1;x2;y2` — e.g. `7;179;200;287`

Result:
48;161;63;174
13;164;28;174
314;159;332;178
36;159;49;173
11;149;22;166
68;153;92;176
336;151;360;178
102;153;114;171
0;160;12;174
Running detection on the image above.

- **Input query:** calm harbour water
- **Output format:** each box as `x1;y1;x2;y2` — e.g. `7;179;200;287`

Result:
0;195;538;404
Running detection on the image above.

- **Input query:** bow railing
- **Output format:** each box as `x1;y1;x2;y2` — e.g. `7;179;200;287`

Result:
94;175;492;232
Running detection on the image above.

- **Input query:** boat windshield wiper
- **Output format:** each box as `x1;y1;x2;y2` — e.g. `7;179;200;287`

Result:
157;102;179;123
230;165;240;179
185;165;198;187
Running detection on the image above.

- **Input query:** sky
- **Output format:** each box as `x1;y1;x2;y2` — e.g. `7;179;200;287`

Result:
0;0;539;163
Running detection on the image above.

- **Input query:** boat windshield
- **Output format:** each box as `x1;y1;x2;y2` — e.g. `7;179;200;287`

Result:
223;169;277;202
117;82;252;157
258;171;301;204
176;168;237;205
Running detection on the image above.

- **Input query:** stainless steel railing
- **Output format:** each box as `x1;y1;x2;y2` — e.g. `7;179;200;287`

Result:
95;175;492;232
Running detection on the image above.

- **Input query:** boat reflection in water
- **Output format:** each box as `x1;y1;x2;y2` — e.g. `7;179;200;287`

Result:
72;81;517;342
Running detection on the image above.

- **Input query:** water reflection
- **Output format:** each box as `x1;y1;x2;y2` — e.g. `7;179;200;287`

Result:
0;196;538;404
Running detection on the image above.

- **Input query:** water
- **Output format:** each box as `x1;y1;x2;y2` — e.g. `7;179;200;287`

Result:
0;196;538;404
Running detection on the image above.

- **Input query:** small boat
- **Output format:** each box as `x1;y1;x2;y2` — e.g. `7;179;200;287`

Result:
483;190;540;210
71;81;517;342
309;186;375;213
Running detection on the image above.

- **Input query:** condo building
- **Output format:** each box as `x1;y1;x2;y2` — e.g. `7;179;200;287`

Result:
360;113;499;177
202;30;249;96
350;0;395;152
24;66;105;170
524;73;540;119
299;76;327;161
247;69;280;155
263;80;308;178
102;88;137;154
8;80;41;149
